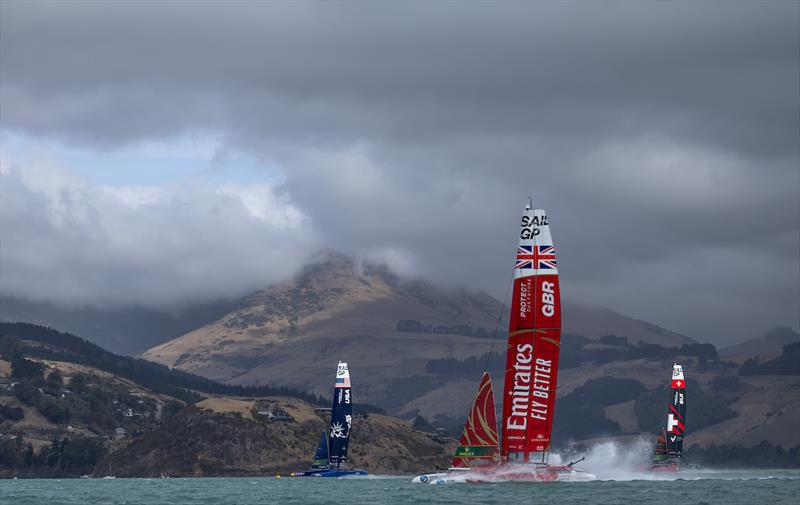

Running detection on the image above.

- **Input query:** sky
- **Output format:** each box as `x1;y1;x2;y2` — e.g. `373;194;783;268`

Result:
0;1;798;346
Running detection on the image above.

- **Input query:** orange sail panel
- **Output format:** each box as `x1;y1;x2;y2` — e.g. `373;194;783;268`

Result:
451;372;500;468
501;204;562;461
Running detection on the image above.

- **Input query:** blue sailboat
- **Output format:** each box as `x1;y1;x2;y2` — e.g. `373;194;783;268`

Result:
293;362;368;477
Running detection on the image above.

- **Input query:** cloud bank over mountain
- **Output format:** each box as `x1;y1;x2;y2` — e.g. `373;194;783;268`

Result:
1;157;313;308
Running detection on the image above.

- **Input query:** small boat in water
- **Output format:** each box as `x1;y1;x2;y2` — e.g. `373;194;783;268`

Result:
293;362;368;477
101;461;115;479
651;363;686;472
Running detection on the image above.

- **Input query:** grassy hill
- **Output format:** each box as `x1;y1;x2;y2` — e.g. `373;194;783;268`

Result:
0;323;453;477
720;326;800;359
142;252;695;410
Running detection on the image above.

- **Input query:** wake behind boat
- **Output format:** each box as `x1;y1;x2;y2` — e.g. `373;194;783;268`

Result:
293;362;368;477
414;198;595;484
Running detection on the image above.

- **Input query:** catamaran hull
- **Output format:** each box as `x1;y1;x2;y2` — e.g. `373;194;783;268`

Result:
293;469;368;477
411;472;450;483
413;465;595;484
489;466;596;483
650;463;680;472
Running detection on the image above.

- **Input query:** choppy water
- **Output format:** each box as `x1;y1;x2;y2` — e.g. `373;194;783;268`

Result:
2;470;798;505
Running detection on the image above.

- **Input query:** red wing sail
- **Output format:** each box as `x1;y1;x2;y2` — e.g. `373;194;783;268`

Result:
452;372;500;468
502;204;562;462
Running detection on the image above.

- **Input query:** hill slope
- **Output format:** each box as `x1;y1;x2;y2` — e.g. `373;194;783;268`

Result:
142;252;694;407
0;296;237;355
720;326;800;358
0;323;452;477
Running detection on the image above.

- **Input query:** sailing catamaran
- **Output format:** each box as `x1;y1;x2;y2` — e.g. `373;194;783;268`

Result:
293;362;368;477
651;363;686;471
492;199;592;482
414;198;594;483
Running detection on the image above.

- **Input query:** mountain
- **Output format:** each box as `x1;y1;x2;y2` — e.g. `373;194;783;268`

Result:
720;326;800;358
0;323;453;477
563;304;695;346
138;252;800;455
0;296;238;355
142;251;695;406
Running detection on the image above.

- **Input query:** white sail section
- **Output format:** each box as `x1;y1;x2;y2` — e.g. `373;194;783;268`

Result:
514;207;557;279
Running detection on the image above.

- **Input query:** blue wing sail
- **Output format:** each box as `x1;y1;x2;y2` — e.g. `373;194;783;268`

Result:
312;429;330;469
328;362;353;468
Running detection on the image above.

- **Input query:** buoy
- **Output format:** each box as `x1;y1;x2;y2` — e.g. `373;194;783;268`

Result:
275;475;281;479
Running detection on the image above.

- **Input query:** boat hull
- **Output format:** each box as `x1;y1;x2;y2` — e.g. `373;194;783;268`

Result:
650;463;680;472
490;465;595;482
413;464;595;484
412;467;470;483
293;469;368;477
411;472;449;484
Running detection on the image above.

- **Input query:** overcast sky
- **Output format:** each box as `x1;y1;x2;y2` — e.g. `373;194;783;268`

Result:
1;1;798;345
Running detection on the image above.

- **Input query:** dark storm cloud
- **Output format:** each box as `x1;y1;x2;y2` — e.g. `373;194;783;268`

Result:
0;1;798;344
2;1;797;153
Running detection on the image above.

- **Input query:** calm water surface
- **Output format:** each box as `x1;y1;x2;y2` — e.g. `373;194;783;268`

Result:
1;470;798;505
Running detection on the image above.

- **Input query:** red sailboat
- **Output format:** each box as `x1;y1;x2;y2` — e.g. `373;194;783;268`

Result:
651;363;686;472
491;198;592;482
414;198;594;483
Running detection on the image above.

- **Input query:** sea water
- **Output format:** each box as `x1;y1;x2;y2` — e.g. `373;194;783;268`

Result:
1;470;798;505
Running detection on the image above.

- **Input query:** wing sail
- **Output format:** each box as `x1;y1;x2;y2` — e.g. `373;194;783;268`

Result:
328;362;353;468
312;429;330;469
666;363;686;458
451;372;500;468
501;203;563;462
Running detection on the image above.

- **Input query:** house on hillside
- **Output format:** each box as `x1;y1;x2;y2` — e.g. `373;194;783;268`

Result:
0;378;16;393
255;401;293;421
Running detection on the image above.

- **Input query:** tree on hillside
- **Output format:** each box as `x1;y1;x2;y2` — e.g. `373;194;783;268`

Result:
47;370;64;387
740;342;800;376
11;356;44;381
14;380;41;405
0;403;25;422
38;397;70;424
0;335;22;360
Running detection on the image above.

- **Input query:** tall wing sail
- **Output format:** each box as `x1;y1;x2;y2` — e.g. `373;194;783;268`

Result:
666;363;686;458
328;362;353;468
312;429;330;469
501;203;562;462
452;372;500;468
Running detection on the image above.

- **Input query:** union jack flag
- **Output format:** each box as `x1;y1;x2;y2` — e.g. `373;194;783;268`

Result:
516;245;534;269
516;245;557;270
